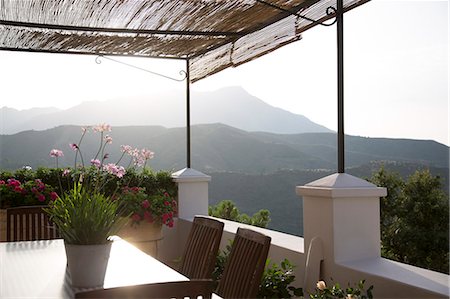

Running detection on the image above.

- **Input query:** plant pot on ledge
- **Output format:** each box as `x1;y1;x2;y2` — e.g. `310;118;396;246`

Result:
117;219;163;258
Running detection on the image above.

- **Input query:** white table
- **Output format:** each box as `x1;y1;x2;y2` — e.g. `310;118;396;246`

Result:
0;237;188;298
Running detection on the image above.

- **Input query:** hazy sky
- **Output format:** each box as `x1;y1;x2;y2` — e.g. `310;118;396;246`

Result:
0;0;448;145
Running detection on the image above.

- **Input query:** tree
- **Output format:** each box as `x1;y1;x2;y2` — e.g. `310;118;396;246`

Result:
370;167;449;273
208;200;271;228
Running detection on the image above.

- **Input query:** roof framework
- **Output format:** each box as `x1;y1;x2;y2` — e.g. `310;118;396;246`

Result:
0;0;369;82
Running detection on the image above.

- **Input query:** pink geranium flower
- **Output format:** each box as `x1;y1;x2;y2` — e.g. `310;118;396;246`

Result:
50;192;59;201
131;213;141;222
37;193;46;202
141;199;150;209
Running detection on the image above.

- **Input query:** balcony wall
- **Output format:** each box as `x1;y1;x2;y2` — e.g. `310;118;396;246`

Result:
159;168;449;298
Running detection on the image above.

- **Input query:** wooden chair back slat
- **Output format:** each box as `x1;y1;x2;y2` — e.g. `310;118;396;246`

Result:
216;228;271;299
180;217;224;279
6;206;59;242
75;279;215;299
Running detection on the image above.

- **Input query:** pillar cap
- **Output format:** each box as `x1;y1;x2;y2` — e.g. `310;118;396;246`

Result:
297;173;387;198
171;168;211;182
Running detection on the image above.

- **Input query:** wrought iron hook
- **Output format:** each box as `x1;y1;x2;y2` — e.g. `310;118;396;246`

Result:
255;0;337;27
95;55;187;82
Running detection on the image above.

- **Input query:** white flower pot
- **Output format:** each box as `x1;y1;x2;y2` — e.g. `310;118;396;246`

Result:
64;242;112;288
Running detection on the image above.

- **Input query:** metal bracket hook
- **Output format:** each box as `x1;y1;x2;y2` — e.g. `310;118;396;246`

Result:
256;0;337;27
95;55;187;82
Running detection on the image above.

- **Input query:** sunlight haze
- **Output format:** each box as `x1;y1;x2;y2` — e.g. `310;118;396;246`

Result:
0;0;448;146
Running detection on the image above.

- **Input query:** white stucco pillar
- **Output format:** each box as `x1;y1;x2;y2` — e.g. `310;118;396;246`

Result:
171;168;211;220
296;173;387;263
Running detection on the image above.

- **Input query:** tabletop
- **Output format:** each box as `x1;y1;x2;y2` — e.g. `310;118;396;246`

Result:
0;237;188;298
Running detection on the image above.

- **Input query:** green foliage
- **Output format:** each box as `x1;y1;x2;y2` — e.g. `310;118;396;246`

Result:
0;177;58;208
0;167;177;209
258;259;303;298
308;280;373;299
45;183;126;245
118;186;176;227
212;240;233;287
370;167;449;273
209;200;271;228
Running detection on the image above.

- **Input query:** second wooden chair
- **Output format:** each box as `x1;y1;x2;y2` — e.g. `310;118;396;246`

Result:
179;216;224;279
216;227;271;299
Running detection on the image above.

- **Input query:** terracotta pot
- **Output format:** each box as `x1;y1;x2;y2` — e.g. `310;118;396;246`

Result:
117;219;163;258
65;242;112;288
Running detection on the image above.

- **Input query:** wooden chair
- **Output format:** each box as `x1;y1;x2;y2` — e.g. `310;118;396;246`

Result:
216;228;271;299
75;279;215;298
6;206;59;241
179;216;224;279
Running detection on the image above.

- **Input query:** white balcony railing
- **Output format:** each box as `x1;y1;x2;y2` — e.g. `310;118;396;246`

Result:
159;168;449;299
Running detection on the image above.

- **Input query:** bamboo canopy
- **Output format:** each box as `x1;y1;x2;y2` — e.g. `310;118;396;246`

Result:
0;0;369;82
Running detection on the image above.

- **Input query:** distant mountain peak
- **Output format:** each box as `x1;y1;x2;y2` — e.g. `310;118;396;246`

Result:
1;86;331;135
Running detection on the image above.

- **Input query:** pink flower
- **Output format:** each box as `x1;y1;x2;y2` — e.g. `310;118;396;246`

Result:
90;159;101;168
50;192;59;201
37;193;46;202
104;135;113;144
141;149;154;160
69;143;79;151
164;201;170;206
121;145;132;154
162;213;170;223
81;126;89;133
49;149;64;157
93;123;111;132
0;180;5;185
141;199;150;209
103;163;126;178
168;220;174;228
131;213;141;222
7;179;20;187
14;186;23;193
62;169;71;177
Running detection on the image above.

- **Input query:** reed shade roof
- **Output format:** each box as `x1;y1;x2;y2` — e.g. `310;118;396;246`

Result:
0;0;369;82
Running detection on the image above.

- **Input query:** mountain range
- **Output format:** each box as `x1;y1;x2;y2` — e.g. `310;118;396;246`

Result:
1;86;448;236
0;86;331;135
0;123;448;235
0;124;448;172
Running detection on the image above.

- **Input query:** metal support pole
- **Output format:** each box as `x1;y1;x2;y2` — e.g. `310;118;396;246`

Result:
186;59;191;168
337;0;345;173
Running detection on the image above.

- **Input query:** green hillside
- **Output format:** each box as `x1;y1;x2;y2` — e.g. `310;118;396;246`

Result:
0;124;447;172
0;124;448;236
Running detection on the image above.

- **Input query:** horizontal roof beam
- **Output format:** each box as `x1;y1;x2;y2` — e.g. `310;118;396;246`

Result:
0;20;244;37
